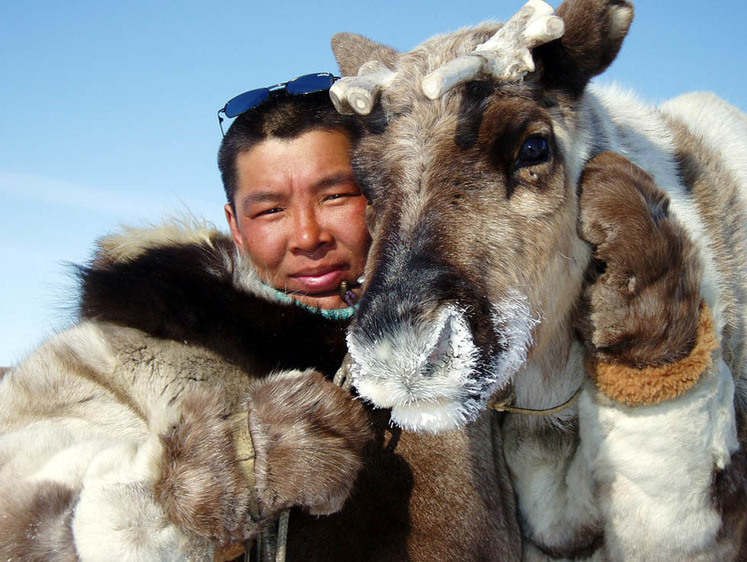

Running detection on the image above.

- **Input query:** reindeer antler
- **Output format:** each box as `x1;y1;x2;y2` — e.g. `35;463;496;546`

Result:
330;0;564;115
421;0;564;100
330;60;396;115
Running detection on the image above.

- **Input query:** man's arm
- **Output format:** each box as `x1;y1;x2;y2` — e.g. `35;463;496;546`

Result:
0;321;371;561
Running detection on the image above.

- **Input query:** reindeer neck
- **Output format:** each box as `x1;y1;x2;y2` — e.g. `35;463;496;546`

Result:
512;316;584;420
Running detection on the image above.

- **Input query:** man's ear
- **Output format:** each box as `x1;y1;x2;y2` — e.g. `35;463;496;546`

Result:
224;203;245;253
331;32;400;77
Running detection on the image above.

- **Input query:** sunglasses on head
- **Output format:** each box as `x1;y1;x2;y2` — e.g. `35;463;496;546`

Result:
217;72;339;135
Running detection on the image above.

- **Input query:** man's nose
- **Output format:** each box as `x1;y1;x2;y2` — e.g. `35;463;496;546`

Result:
291;208;332;254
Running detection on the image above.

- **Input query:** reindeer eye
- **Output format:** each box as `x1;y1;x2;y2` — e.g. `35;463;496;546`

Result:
515;135;550;168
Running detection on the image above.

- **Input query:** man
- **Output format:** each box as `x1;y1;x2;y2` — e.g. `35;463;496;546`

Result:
0;78;374;561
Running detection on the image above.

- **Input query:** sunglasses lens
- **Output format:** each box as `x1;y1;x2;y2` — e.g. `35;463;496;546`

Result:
219;73;339;135
224;88;270;118
285;73;336;95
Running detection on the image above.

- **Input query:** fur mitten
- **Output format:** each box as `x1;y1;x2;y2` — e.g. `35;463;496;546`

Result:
247;369;372;517
576;151;703;367
576;151;717;405
156;390;261;546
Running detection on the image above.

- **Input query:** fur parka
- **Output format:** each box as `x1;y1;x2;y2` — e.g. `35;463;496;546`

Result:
0;220;520;561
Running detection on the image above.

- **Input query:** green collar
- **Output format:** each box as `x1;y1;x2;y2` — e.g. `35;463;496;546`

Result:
264;284;358;321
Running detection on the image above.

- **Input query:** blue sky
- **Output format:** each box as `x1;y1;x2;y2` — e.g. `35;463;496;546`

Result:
1;0;745;365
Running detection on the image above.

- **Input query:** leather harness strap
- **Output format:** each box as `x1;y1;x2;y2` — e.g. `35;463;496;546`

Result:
490;386;583;416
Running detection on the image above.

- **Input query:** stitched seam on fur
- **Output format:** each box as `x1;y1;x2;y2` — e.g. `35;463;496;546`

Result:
230;410;260;521
587;302;719;406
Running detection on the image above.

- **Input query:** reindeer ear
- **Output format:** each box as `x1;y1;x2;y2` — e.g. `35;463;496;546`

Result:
535;0;634;96
331;32;400;77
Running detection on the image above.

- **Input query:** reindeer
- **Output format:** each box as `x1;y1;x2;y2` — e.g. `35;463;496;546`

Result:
330;0;747;559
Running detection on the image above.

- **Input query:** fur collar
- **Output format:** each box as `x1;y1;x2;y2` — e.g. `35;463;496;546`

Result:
77;218;349;378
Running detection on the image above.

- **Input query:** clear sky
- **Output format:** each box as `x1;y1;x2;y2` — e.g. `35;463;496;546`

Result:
1;0;745;366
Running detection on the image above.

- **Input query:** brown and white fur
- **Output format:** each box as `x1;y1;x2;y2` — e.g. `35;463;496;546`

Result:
0;220;520;561
332;0;747;559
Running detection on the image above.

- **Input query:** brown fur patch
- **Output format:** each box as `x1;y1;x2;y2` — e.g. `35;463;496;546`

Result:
400;414;521;561
577;151;703;367
587;303;718;406
247;370;372;517
0;481;79;561
156;389;261;545
283;411;522;561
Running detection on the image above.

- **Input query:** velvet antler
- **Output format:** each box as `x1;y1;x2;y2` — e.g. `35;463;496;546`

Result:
330;0;564;115
329;60;396;115
422;0;564;99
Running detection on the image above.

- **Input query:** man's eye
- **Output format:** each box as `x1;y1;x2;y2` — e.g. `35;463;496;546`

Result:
254;207;283;218
325;192;360;202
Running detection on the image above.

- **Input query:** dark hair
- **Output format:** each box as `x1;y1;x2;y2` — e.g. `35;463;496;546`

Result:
217;89;362;209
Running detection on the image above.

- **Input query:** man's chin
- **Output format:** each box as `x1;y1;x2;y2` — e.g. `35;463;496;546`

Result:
288;291;350;311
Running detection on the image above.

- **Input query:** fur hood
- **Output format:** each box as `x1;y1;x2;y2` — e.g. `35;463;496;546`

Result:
76;218;349;378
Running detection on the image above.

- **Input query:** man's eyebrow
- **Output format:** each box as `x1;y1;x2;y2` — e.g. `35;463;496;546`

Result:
239;191;281;211
311;172;358;191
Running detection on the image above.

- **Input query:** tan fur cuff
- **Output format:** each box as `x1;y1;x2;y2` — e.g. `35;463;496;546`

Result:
587;303;719;406
230;410;261;521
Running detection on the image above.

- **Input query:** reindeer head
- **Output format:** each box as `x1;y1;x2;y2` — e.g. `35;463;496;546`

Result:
334;0;634;432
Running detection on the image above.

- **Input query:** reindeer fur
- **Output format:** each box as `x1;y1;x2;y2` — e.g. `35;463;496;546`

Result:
332;0;746;559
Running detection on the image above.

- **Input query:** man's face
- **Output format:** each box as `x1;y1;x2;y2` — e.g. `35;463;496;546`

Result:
225;129;370;310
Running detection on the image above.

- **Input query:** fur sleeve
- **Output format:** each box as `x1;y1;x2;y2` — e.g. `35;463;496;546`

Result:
0;322;373;561
580;355;739;559
0;323;228;561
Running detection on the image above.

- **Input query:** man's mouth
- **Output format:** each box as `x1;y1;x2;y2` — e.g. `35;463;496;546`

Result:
290;266;347;293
